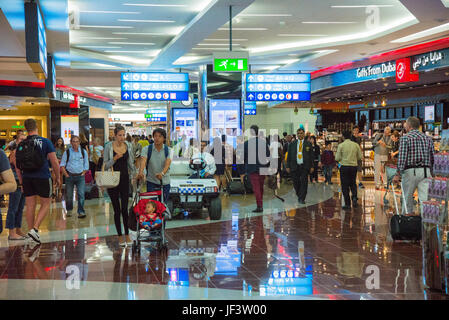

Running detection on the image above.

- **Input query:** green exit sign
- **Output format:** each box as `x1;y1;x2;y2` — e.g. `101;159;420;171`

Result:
144;114;153;118
213;58;248;72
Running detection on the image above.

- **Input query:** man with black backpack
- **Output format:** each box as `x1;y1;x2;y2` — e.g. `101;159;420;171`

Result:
60;135;89;218
137;128;172;201
15;119;60;245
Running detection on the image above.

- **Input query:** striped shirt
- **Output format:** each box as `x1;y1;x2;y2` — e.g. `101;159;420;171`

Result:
397;129;434;174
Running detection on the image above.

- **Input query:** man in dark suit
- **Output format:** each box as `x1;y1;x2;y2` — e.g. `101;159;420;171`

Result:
286;128;314;204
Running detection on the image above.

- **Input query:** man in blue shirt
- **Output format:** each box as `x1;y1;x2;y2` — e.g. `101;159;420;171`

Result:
17;119;60;245
60;135;89;218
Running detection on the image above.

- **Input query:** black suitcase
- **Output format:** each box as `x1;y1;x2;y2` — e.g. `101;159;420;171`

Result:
85;184;99;200
228;179;245;194
389;182;422;241
390;215;422;241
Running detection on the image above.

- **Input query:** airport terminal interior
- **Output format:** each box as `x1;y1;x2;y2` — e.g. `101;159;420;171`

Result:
1;0;449;300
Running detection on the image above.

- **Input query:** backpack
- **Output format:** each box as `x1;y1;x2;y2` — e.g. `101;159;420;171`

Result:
66;148;86;162
16;136;45;172
146;144;169;170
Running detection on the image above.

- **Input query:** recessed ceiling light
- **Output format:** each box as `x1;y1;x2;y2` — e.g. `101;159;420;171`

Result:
218;27;267;30
112;32;168;36
104;50;151;53
331;5;394;8
122;3;187;7
108;55;150;66
192;48;232;50
76;46;122;49
80;10;140;14
302;21;357;24
204;38;248;41
108;42;155;45
118;19;175;23
76;37;128;40
278;34;327;37
79;25;134;29
239;13;292;17
197;43;241;46
391;22;449;43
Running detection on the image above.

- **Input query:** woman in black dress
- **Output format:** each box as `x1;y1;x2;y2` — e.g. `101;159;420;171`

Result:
309;136;321;183
104;126;136;246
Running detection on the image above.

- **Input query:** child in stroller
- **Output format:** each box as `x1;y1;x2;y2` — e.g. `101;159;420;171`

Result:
140;201;162;231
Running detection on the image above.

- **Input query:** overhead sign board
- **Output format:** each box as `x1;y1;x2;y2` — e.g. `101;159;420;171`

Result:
244;101;257;115
121;72;189;101
246;73;311;102
25;2;48;80
145;108;167;122
45;55;56;98
213;51;249;72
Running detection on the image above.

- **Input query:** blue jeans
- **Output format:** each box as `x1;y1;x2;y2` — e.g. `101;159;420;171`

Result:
323;165;334;183
6;187;25;229
65;175;85;214
147;181;170;202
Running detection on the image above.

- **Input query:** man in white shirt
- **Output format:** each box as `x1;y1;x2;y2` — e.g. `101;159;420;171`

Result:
190;141;216;179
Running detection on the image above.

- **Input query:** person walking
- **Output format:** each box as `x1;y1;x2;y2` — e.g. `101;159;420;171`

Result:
244;125;270;212
138;128;172;202
321;141;336;185
351;126;365;189
309;136;320;184
335;130;362;210
286;127;314;204
104;125;136;247
79;133;89;155
53;137;65;197
373;126;392;189
89;137;104;179
16;118;60;244
60;135;89;218
394;117;434;215
5;132;25;240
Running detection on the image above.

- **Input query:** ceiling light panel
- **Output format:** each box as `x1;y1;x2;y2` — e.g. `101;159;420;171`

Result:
117;19;175;23
108;42;155;45
80;10;141;14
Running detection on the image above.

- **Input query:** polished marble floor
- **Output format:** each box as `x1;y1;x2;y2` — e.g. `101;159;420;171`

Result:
0;178;448;300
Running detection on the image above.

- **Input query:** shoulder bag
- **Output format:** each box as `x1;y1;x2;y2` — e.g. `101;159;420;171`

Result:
95;163;120;188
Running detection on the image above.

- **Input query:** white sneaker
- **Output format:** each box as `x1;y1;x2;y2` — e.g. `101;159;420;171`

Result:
27;229;41;244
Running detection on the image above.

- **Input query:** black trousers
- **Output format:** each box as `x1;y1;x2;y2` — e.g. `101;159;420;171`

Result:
108;173;129;236
340;166;358;206
291;165;309;201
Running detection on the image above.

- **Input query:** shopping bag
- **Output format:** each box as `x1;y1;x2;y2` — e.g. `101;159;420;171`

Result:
95;164;120;188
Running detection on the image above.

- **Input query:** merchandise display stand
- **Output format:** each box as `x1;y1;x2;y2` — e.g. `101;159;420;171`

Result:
421;152;449;293
361;137;374;179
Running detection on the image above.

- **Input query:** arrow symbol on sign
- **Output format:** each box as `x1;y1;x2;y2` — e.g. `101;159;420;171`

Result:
248;94;254;100
123;93;130;99
248;75;254;81
123;74;129;81
123;83;130;90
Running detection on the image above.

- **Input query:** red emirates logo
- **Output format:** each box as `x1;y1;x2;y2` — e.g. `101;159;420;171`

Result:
396;62;406;80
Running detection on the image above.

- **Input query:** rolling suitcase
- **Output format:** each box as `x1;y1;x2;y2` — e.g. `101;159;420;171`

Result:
225;168;245;194
389;182;422;241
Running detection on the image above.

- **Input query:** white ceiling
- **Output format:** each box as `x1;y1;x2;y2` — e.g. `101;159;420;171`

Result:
1;0;449;113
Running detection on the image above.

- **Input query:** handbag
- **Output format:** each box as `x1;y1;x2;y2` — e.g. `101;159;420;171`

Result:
84;170;93;184
95;164;120;188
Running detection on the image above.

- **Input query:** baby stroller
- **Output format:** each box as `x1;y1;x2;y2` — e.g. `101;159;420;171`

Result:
129;183;171;255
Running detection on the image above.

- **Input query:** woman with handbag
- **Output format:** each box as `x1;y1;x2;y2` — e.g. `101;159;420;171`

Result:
103;125;136;247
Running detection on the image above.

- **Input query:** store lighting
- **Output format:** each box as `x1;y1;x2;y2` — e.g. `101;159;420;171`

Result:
112;32;168;35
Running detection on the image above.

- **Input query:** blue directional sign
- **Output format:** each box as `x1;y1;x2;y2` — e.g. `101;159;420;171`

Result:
244;101;257;115
246;73;311;102
121;72;189;101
